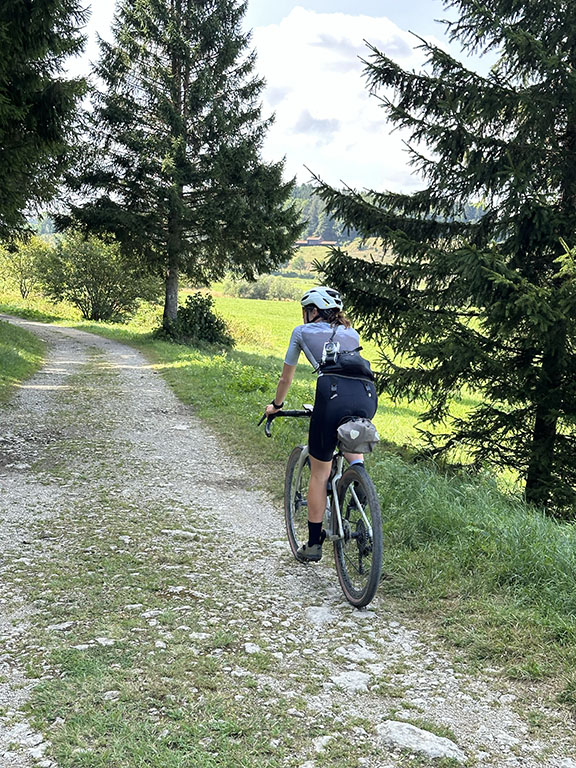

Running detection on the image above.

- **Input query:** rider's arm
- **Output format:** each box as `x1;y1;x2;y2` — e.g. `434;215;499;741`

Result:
266;363;296;415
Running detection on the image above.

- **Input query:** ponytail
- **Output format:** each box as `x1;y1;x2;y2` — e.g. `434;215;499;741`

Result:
317;308;351;328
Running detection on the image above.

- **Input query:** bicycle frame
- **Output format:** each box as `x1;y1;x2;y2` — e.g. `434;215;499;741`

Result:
294;444;373;543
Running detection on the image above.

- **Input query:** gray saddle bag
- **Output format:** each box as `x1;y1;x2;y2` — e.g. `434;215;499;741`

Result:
337;418;380;454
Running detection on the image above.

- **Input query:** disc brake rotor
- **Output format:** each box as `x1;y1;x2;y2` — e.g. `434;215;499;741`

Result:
355;519;372;557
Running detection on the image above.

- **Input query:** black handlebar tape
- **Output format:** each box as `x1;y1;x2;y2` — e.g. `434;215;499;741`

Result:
258;409;312;437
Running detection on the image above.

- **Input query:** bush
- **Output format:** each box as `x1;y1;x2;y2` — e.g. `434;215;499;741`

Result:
221;275;303;301
268;276;303;301
157;292;234;347
0;235;53;298
36;230;160;321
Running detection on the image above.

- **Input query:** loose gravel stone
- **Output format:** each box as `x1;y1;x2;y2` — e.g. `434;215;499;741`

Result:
376;720;467;762
330;670;371;693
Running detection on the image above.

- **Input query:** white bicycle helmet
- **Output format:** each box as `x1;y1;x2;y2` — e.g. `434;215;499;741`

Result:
300;286;343;311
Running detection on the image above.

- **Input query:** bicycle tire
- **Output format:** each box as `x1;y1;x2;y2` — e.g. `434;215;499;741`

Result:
334;464;382;608
284;445;311;560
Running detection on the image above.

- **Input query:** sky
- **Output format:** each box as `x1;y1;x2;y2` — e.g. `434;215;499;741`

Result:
76;0;480;192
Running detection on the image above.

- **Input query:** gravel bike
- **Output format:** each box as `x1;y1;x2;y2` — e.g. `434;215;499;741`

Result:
260;406;383;608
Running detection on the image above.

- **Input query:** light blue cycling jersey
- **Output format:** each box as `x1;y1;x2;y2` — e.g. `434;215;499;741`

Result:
284;322;360;371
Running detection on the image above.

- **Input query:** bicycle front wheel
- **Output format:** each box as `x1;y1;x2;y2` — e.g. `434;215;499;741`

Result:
334;464;382;608
284;445;311;560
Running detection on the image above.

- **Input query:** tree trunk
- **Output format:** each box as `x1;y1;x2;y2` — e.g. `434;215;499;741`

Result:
163;201;183;327
163;0;184;330
525;328;565;509
163;255;179;327
525;405;558;509
162;196;182;328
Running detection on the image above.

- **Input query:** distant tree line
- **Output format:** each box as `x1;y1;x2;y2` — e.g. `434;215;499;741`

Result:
290;184;358;243
289;184;485;245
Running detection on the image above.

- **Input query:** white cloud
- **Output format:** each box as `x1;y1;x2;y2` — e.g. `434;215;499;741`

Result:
252;6;429;191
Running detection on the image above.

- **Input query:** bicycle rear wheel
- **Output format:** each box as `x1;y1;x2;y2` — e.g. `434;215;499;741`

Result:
284;445;311;560
334;464;382;608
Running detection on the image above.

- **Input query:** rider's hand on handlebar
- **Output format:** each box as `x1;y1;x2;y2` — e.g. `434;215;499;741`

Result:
265;403;282;417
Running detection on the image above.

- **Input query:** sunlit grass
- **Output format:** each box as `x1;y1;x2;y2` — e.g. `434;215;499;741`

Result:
211;293;476;453
0;318;46;401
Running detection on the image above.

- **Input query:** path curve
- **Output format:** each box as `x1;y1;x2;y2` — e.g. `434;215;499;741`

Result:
0;316;575;768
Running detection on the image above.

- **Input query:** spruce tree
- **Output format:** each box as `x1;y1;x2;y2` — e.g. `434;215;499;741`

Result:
316;0;576;513
0;0;86;238
70;0;301;326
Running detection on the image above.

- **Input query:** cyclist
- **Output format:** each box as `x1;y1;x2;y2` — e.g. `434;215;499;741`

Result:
264;286;377;562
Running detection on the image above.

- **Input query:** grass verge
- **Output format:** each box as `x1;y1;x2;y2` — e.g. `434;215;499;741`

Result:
0;318;46;401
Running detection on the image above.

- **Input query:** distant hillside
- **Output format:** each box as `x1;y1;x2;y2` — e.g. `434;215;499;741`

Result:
290;183;359;244
289;184;485;246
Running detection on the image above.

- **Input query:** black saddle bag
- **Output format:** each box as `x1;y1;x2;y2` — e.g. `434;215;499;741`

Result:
319;347;375;381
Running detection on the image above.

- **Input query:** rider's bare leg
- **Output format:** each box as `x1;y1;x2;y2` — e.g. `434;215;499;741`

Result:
308;456;332;523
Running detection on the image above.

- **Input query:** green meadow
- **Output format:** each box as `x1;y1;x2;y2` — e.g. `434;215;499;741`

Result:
212;293;473;450
2;286;576;704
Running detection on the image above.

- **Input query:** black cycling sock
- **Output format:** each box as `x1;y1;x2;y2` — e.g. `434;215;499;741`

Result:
307;521;323;546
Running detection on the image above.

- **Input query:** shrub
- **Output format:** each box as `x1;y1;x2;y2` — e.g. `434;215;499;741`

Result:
238;276;273;299
221;275;303;301
267;276;303;301
0;235;53;298
36;230;160;321
157;292;234;347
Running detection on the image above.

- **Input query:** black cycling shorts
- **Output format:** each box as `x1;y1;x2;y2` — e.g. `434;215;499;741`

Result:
308;375;377;462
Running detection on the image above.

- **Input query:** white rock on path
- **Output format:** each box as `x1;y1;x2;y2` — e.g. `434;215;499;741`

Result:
376;720;467;763
102;690;120;701
330;671;371;693
28;742;48;759
314;735;333;753
161;528;198;540
47;621;74;632
244;643;261;655
334;643;378;663
305;606;336;626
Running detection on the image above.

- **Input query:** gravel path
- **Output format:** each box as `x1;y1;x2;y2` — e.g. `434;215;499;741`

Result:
1;316;576;768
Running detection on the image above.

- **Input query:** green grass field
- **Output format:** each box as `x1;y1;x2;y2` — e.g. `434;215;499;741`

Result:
2;285;576;704
211;294;473;450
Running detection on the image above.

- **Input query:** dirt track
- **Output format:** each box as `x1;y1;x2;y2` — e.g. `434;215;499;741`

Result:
1;315;575;768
